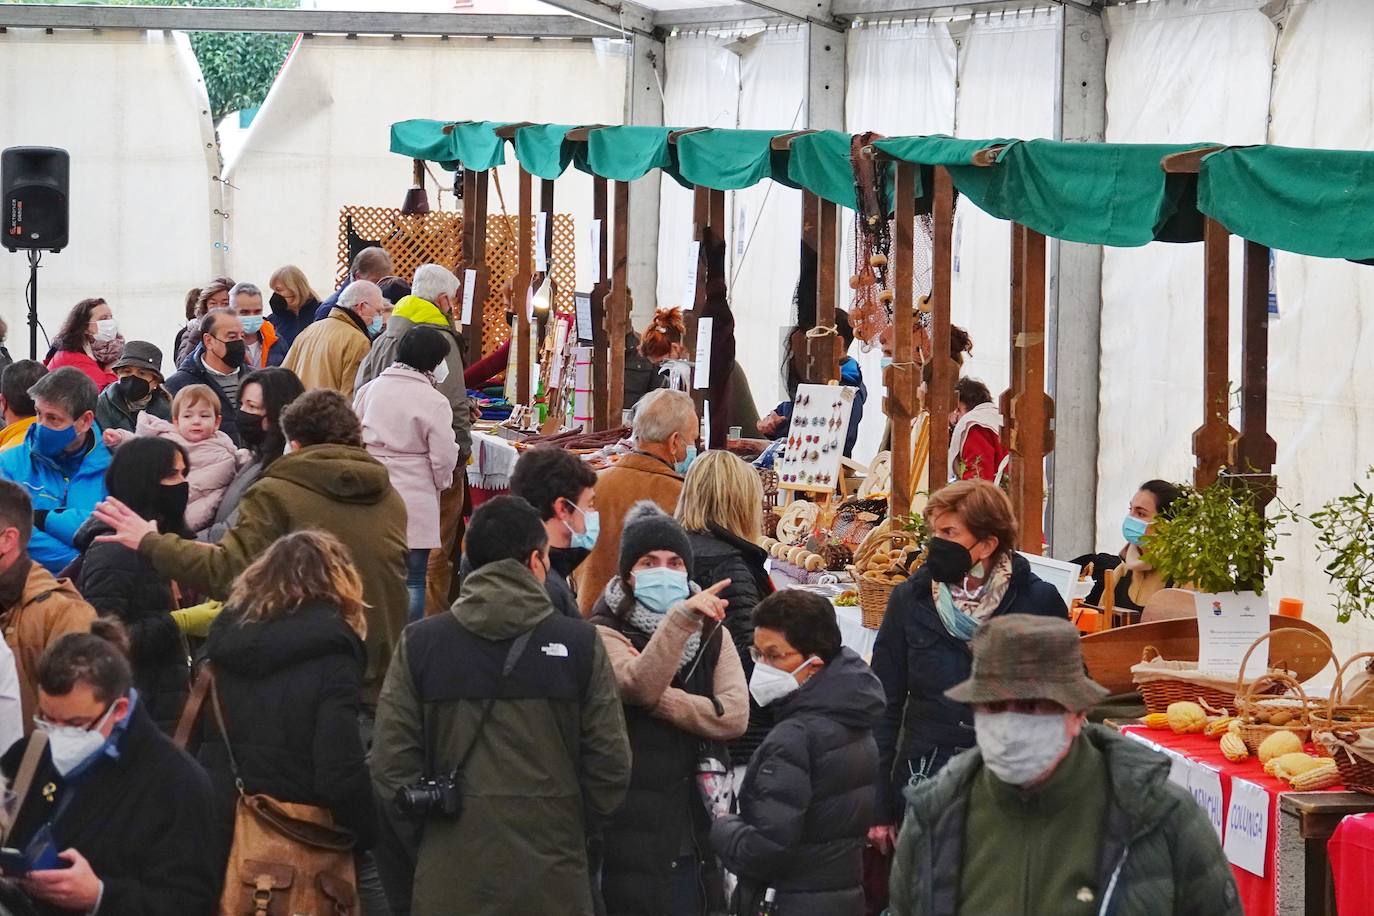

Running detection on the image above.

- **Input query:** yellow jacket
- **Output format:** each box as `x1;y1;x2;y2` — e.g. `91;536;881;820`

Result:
0;417;35;451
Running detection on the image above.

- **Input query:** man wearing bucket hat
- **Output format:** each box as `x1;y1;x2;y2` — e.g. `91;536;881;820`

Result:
887;615;1240;916
95;341;172;437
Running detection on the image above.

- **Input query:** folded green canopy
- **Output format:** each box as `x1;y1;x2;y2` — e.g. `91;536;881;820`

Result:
950;140;1215;246
586;126;690;187
787;130;863;210
389;119;462;170
388;119;508;172
512;124;585;180
677;129;800;192
1199;145;1374;260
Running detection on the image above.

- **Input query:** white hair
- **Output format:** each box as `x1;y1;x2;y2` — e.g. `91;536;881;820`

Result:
338;279;382;313
411;264;460;306
228;282;262;307
633;389;697;445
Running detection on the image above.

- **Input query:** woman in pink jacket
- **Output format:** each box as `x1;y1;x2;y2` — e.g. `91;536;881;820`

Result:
353;325;458;621
46;297;122;390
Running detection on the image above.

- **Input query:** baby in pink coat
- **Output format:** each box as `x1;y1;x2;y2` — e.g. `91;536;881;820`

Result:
105;384;249;530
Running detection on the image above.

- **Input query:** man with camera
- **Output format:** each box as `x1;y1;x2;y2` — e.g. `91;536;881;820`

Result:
371;496;630;916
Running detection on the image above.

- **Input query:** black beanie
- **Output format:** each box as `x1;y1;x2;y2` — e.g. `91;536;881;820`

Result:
618;501;693;581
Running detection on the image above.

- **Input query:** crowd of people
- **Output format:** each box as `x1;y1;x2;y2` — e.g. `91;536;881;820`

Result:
0;250;1239;916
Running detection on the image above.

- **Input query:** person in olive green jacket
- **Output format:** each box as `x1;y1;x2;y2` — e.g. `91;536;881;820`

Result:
370;496;630;916
888;615;1241;916
91;388;409;695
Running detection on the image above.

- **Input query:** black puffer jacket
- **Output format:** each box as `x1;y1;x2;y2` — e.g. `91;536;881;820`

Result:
198;602;377;857
711;648;884;916
870;553;1068;823
73;519;189;732
687;524;774;758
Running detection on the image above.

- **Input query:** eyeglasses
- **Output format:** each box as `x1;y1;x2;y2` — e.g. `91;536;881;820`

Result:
749;646;799;666
33;699;115;731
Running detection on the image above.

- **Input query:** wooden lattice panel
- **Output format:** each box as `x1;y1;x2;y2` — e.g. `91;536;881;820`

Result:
336;207;464;287
480;213;577;357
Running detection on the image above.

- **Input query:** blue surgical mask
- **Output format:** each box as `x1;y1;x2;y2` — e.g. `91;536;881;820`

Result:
631;567;690;614
565;504;600;551
1122;515;1149;547
674;444;698;476
240;315;264;335
880;357;894;370
34;422;78;459
369;314;384;335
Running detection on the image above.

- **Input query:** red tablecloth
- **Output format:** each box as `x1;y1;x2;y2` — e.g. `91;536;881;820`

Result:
466;485;509;514
1329;811;1374;916
1122;726;1341;916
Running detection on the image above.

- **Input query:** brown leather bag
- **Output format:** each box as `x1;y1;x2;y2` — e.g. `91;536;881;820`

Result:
175;666;358;916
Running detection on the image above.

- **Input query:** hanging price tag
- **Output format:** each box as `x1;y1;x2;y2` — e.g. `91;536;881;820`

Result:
590;219;603;283
682;240;700;311
693;317;713;390
460;269;477;325
535;212;549;273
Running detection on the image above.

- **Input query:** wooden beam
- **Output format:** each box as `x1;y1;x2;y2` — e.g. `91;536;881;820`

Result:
890;162;918;520
800;191;821;382
1003;225;1051;554
817;199;840;383
461;168;490;368
1160;145;1227;174
1193;217;1235;488
590;177;611;430
1237;239;1278;505
607;180;631;427
515;167;533;405
927;166;956;493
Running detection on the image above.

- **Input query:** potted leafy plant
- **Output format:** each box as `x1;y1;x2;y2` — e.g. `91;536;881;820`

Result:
1143;476;1287;596
1310;467;1374;623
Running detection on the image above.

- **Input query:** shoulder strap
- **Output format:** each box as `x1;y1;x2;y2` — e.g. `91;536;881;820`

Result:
1;730;49;846
450;629;533;777
205;668;245;791
172;663;212;750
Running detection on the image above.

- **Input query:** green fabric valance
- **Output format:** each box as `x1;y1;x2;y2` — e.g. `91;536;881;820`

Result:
586;126;690;187
512;124;584;180
787;130;864;210
1199;145;1374;260
950;140;1214;246
677;129;799;191
871;135;1007;170
390;119;461;170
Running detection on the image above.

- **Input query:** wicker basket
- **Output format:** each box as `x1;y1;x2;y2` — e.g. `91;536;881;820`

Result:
1313;652;1374;795
858;576;895;629
1233;629;1334;753
1133;647;1242;715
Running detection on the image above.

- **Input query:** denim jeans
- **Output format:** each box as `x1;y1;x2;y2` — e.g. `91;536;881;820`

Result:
406;548;431;623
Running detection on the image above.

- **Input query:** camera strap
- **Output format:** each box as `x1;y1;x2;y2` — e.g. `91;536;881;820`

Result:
451;629;534;777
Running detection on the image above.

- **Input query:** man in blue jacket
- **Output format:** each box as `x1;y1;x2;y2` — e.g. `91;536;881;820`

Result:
0;367;110;573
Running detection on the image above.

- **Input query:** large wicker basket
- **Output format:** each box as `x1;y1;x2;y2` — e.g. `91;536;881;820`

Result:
1313;651;1374;795
1233;630;1332;753
858;577;895;630
1132;647;1242;715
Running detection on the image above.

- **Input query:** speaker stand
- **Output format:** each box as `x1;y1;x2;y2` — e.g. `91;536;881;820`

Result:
25;249;40;360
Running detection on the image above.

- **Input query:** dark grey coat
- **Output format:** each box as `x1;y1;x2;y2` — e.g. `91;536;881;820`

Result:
711;648;884;916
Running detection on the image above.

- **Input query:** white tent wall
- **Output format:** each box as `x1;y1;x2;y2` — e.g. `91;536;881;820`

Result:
1095;0;1275;598
657;31;741;327
224;35;627;304
0;29;217;364
950;9;1059;399
1264;0;1374;652
729;25;807;415
843;20;957;463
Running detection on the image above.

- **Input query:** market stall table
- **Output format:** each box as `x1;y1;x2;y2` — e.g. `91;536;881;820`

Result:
466;428;519;509
1327;810;1374;916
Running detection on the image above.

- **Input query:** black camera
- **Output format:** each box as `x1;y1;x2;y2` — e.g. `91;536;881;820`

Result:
396;773;462;818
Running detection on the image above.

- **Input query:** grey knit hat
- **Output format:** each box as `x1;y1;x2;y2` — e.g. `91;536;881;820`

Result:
618;501;693;581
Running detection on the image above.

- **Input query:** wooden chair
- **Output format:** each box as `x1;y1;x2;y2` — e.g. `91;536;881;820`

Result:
1140;587;1198;624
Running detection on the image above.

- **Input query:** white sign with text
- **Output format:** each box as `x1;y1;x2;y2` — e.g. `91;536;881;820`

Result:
1196;591;1270;678
460;269;477;325
1224;778;1270;877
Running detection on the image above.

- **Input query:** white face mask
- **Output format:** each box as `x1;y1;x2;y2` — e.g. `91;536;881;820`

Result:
430;359;450;386
94;318;119;343
973;710;1076;786
748;656;817;707
35;702;118;777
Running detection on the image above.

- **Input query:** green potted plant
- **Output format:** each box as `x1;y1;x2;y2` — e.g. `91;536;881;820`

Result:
1310;467;1374;623
1143;476;1287;596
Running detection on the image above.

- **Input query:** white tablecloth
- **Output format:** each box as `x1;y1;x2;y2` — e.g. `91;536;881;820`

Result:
467;429;520;489
835;605;878;661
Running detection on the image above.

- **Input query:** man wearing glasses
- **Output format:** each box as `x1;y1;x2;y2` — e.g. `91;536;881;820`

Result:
164;307;251;445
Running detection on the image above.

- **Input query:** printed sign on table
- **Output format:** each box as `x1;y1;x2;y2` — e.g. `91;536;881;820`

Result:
1224;777;1270;877
1196;591;1270;678
1189;762;1225;841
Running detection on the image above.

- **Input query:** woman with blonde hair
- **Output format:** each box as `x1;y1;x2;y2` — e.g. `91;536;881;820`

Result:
866;479;1066;855
196;529;376;864
267;264;322;352
677;449;776;760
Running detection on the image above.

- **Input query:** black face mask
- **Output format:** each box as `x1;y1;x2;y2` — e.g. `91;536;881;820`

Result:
155;482;190;528
925;536;976;584
219;339;247;370
115;375;152;403
235;408;268;449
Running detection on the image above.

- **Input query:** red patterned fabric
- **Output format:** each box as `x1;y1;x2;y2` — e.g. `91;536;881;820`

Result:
1329;812;1374;916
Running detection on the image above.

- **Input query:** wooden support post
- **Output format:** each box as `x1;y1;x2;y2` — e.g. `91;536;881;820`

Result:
1237;239;1278;508
927;166;956;493
1002;224;1051;554
515;167;533;405
1193;218;1235;489
607;180;630;427
460;168;490;368
800;191;821;382
590;177;611;430
817;199;840;382
890;162;918;520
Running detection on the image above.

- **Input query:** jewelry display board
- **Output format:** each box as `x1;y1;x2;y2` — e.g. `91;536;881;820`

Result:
776;384;857;494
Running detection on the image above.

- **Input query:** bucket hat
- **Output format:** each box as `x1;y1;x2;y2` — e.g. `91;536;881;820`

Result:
110;340;164;379
945;614;1109;712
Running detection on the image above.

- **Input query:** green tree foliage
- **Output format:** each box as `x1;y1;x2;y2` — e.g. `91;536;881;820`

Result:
1310;469;1374;623
21;0;299;123
1143;478;1288;595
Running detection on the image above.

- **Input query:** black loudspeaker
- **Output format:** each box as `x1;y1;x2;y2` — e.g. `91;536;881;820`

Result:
2;147;69;252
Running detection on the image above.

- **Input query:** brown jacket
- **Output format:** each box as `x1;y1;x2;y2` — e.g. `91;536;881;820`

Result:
574;452;684;616
282;307;372;399
0;559;96;729
597;604;748;741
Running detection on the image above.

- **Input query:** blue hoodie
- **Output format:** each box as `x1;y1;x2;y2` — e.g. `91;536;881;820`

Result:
0;423;112;573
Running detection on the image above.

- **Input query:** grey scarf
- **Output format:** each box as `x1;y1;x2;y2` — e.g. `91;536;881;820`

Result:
603;575;702;672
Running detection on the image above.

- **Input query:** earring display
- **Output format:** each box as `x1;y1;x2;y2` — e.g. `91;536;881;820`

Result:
776;383;858;494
